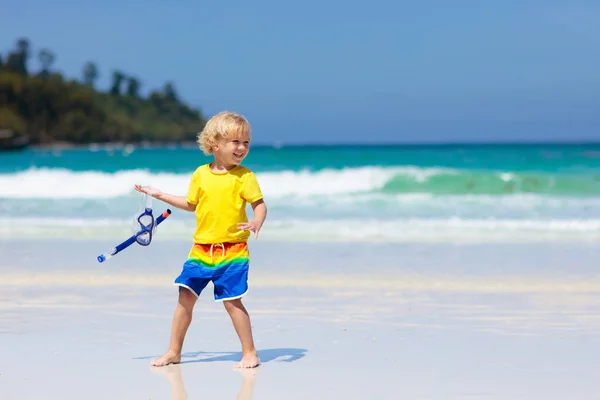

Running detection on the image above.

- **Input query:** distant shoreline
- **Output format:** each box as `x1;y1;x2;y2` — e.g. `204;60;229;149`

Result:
33;140;200;150
29;139;600;151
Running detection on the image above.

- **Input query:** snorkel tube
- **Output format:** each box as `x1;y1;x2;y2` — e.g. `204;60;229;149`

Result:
97;192;171;263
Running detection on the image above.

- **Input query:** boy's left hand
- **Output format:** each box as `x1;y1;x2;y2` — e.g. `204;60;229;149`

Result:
237;220;262;239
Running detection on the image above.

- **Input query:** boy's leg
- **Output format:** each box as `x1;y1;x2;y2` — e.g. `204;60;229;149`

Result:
152;287;198;367
223;299;260;368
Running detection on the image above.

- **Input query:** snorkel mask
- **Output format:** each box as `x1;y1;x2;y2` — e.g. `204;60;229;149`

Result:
97;189;171;263
135;193;155;246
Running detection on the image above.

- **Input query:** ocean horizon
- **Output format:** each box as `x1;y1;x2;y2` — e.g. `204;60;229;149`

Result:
27;139;600;149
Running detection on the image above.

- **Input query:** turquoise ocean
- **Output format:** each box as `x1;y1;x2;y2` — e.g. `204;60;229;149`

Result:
1;143;600;243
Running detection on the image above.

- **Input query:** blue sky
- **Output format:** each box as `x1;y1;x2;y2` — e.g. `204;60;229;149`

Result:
3;0;600;144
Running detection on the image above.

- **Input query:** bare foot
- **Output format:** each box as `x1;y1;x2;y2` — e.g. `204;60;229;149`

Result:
235;352;261;369
151;350;181;367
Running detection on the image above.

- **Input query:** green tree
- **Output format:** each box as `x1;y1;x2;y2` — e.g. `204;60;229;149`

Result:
16;38;30;58
110;70;125;95
0;107;27;133
82;62;99;87
38;49;55;77
127;76;140;97
164;82;178;104
5;53;22;74
5;38;30;75
16;38;30;75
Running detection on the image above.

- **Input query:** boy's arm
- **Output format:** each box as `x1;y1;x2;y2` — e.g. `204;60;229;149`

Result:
134;184;196;212
251;199;267;227
154;192;197;212
237;199;267;239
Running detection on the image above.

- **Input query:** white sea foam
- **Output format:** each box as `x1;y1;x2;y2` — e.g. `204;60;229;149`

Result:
1;166;599;200
0;166;456;199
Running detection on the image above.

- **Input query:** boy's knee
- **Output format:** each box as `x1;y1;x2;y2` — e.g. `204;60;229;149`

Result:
178;286;198;305
223;298;243;310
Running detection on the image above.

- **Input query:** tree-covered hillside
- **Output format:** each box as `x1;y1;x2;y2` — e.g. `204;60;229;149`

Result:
0;37;206;145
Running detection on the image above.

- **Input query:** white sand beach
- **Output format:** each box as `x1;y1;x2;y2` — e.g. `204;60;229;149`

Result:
1;240;600;399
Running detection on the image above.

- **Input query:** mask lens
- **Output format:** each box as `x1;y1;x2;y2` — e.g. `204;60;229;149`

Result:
136;231;151;246
138;214;153;229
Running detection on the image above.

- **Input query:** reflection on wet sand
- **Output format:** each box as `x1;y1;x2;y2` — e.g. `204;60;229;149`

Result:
152;364;259;400
236;368;260;400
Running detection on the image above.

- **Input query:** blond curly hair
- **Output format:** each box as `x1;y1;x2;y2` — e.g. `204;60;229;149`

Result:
197;111;251;155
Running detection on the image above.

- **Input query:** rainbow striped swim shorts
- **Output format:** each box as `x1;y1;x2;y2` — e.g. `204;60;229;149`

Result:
174;242;250;301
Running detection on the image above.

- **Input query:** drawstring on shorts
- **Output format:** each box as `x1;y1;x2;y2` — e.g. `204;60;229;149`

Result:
209;243;225;260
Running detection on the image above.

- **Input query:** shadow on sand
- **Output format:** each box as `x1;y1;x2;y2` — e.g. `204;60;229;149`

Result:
180;347;307;364
135;347;308;365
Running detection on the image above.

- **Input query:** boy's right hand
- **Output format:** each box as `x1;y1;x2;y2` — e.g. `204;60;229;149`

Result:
134;184;162;197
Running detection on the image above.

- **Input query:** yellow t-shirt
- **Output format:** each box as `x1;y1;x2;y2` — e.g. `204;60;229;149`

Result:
185;164;263;244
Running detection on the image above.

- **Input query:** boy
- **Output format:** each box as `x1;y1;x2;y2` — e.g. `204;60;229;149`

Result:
134;111;266;369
